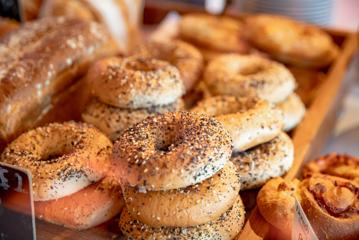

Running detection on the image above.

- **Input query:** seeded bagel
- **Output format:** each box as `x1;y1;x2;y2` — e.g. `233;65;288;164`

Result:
82;98;184;141
112;111;232;191
231;131;294;190
192;96;283;152
1;122;112;201
119;196;245;240
204;54;296;103
89;56;185;109
123;162;240;227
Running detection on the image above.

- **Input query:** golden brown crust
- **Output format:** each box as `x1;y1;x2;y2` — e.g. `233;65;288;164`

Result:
89;56;184;109
135;40;204;91
1;122;113;201
300;175;359;240
245;14;339;68
179;14;249;53
257;177;301;230
204;54;296;103
303;153;359;183
119;196;245;240
192;96;283;152
112;112;232;191
0;17;118;143
276;93;306;131
123;162;240;228
232;132;294;190
0;18;19;38
82;98;184;141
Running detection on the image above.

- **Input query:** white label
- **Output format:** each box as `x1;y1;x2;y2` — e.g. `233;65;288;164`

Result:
292;198;319;240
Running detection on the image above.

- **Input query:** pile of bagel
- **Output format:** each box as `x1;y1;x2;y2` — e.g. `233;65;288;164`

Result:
0;11;343;240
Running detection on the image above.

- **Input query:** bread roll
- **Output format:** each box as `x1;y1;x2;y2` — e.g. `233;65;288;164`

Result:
0;17;117;145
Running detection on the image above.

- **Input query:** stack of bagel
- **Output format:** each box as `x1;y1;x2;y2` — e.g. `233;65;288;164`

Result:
1;122;123;229
82;56;185;141
201;53;306;132
192;95;294;191
111;111;246;239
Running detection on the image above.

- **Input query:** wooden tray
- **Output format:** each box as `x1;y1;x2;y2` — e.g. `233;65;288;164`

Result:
11;2;359;239
143;2;358;240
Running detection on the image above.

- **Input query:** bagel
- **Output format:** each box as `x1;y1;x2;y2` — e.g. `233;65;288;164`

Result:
119;196;245;240
112;111;232;191
89;56;184;109
303;153;359;182
123;162;240;227
82;98;184;141
1;122;112;201
192;96;283;152
231;131;294;190
245;14;339;68
136;40;204;91
178;14;249;53
35;178;124;230
204;54;296;103
277;93;306;131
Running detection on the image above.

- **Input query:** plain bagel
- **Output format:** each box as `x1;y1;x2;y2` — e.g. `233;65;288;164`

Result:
112;111;232;191
89;56;184;109
204;54;296;103
231;131;294;190
192;96;283;152
122;161;240;227
1;122;112;201
119;196;245;240
82;98;184;141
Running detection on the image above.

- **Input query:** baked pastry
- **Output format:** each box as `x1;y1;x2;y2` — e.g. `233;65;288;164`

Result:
122;162;240;227
258;175;359;240
1;122;123;230
277;93;306;131
111;111;232;191
0;17;117;145
231;131;294;190
88;56;184;109
40;0;143;53
192;96;283;152
135;40;204;91
257;177;301;231
82;56;185;140
245;14;339;68
0;17;19;38
179;14;249;57
119;196;245;240
82;98;184;141
204;54;296;103
303;153;359;183
300;175;359;240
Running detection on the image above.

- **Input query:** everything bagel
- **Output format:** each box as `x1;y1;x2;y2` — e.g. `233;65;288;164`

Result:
89;56;184;109
231;131;294;190
204;54;296;103
192;96;283;152
82;98;184;141
136;40;204;91
122;161;240;227
112;111;232;191
1;122;112;201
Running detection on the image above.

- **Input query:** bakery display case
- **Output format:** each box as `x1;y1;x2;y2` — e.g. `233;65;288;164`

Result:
0;0;358;239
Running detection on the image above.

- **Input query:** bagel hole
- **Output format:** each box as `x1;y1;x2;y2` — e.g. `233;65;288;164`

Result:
239;65;265;76
155;135;181;153
39;148;73;163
